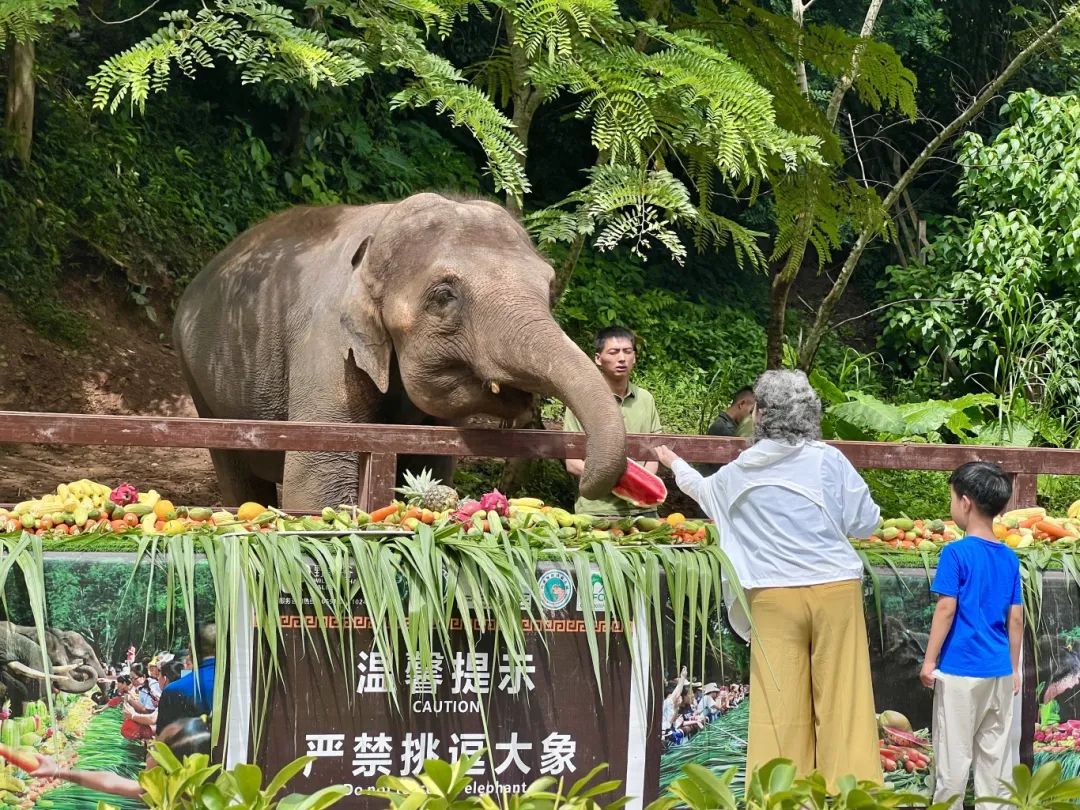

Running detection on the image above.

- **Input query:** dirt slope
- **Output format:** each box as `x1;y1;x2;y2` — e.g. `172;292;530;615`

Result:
0;274;218;505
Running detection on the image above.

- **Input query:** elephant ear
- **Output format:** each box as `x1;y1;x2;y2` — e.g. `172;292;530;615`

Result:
340;236;391;393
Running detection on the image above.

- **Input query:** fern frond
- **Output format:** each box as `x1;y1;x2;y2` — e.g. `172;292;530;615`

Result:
0;0;76;44
530;165;696;261
509;0;618;61
88;2;369;113
384;26;529;198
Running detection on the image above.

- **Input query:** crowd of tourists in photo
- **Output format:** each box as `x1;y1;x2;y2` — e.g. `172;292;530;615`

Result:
660;668;748;748
29;624;217;800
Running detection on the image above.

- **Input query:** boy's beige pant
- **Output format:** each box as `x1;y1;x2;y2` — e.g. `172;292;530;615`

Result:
931;673;1015;809
746;580;882;789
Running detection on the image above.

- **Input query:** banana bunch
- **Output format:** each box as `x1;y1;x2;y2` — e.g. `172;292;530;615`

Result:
12;479;112;518
137;489;161;509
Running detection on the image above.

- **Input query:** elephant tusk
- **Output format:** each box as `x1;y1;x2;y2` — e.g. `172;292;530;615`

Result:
489;381;501;395
8;661;52;680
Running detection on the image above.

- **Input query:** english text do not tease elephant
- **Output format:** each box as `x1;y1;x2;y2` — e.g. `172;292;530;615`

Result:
0;622;105;715
173;193;627;510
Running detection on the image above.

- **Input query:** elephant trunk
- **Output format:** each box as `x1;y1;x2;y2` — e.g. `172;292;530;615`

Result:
492;322;626;499
54;665;100;693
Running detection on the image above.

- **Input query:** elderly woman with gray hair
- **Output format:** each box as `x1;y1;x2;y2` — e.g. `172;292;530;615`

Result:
654;369;882;787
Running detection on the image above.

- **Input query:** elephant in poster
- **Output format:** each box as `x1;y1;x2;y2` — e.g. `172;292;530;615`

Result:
173;193;627;510
0;622;104;715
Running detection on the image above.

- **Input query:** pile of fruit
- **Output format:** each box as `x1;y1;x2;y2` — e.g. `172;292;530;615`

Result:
878;710;931;774
856;503;1080;551
0;471;711;547
0;700;64;807
856;517;961;551
1034;720;1080;752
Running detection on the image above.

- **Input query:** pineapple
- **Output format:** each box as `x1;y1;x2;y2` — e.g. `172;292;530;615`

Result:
395;469;460;512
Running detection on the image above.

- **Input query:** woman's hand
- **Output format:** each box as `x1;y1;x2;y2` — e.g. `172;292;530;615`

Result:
654;445;681;469
28;754;60;779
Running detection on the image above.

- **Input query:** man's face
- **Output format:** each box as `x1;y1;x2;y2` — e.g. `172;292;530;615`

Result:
595;337;636;381
734;396;756;422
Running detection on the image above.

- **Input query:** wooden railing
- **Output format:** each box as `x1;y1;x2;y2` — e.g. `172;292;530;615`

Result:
3;410;1080;509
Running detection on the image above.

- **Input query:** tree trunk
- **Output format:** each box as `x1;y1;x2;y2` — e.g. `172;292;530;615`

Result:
765;0;886;366
504;17;542;218
791;1;809;96
4;36;35;164
766;267;795;369
825;0;885;127
796;7;1079;370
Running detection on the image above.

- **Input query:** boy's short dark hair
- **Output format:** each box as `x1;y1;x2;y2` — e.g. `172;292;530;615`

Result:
949;461;1012;517
732;386;755;404
594;326;637;354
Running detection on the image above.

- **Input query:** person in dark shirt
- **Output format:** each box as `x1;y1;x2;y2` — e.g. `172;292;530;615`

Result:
700;387;756;474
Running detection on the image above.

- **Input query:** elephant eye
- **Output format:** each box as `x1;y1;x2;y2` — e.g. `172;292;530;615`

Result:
428;283;458;310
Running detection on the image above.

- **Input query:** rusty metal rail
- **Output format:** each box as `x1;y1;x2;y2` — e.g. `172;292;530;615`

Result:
3;410;1080;509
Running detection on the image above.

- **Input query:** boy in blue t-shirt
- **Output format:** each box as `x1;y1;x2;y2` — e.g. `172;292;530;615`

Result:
920;462;1023;809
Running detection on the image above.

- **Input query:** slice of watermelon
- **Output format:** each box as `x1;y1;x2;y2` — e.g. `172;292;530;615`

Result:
882;727;930;749
612;460;667;507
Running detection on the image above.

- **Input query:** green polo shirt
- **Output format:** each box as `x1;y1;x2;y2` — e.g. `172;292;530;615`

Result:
563;383;663;517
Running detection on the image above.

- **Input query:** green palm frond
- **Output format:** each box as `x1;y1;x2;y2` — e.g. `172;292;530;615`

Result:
709;0;916;122
100;524;746;754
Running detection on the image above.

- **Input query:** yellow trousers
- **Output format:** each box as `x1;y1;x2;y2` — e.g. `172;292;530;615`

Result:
747;580;882;788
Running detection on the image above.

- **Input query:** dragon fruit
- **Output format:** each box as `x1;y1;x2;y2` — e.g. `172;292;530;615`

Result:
453;499;483;523
612;461;667;507
109;482;139;506
479;489;509;517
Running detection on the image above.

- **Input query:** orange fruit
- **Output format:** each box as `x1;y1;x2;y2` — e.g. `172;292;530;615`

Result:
236;502;266;522
154;499;176;520
665;513;686;526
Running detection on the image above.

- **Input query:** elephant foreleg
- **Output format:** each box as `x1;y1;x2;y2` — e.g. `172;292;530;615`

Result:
209;449;280;508
282;451;361;512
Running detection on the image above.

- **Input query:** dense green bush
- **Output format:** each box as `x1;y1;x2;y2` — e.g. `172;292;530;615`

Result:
1039;475;1080;514
878;90;1080;446
551;251;875;434
859;471;1080;520
863;470;951;519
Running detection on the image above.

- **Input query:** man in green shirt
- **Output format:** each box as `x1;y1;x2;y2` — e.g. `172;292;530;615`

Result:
563;326;663;516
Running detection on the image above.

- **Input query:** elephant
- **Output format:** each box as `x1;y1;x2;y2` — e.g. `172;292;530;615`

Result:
13;624;106;688
0;622;103;715
173;193;627;510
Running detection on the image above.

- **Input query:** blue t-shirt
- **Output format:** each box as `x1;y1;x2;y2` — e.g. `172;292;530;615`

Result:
161;657;216;714
931;536;1021;677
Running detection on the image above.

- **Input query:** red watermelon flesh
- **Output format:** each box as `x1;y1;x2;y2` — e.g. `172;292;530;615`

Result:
612;460;668;507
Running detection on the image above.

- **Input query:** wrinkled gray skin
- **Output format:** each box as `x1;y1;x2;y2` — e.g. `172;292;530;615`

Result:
173;193;626;510
0;622;103;715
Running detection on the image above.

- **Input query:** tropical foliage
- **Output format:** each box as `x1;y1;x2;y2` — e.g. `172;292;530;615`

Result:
97;744;349;810
879;89;1080;447
363;751;1080;810
81;0;821;265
